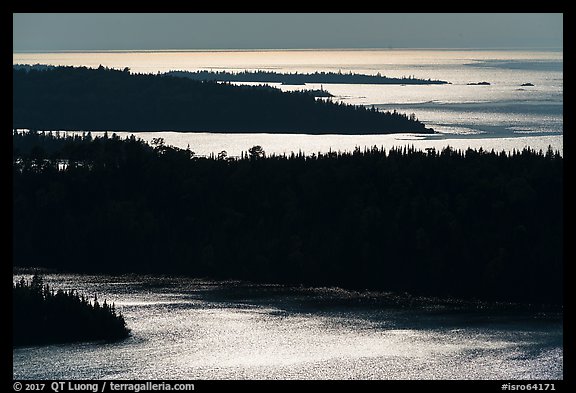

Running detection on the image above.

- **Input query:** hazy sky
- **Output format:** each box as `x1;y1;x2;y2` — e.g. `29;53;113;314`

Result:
13;13;563;51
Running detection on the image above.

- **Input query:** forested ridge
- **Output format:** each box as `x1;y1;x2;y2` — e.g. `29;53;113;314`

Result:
13;132;563;305
13;66;432;134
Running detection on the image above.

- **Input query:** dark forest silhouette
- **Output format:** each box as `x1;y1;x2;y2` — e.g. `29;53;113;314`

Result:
13;66;433;134
166;69;449;85
13;131;562;305
13;274;130;347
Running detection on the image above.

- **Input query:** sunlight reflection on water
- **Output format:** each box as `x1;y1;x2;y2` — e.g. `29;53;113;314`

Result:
12;275;562;380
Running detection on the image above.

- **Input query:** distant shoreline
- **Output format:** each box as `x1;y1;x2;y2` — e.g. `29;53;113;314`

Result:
166;69;449;85
12;47;564;54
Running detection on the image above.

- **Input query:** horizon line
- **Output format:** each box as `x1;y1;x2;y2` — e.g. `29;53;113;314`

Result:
13;47;564;54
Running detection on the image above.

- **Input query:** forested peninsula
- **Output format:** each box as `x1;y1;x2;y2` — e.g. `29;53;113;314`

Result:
13;131;562;305
13;66;433;134
166;69;449;85
13;275;130;347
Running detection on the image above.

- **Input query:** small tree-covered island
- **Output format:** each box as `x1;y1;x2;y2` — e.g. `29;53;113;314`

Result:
13;66;433;134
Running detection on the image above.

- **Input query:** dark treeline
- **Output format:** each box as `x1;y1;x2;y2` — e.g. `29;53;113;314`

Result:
13;274;130;346
13;132;562;305
166;69;449;85
13;66;432;134
13;64;56;72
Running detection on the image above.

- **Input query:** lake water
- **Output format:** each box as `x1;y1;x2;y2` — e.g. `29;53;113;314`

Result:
12;274;563;380
13;49;563;156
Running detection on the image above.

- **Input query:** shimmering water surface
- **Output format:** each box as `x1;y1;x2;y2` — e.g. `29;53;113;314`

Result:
13;49;563;155
13;275;562;380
